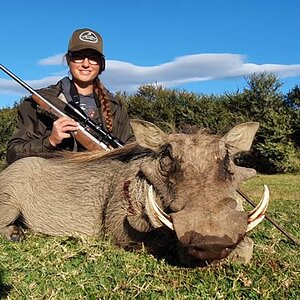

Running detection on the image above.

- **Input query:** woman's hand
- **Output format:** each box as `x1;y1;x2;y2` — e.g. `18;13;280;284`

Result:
49;116;79;147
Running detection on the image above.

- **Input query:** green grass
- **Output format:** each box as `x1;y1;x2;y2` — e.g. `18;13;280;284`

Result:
0;174;299;299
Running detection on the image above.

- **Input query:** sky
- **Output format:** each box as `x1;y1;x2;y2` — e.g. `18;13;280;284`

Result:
0;0;299;108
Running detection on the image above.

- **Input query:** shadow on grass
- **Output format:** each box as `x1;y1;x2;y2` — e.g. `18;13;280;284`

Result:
0;270;11;299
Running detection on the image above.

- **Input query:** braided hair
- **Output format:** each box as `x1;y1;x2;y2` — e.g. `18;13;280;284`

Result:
94;78;113;132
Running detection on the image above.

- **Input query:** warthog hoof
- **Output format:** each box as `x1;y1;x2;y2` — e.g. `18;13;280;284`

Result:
2;225;24;242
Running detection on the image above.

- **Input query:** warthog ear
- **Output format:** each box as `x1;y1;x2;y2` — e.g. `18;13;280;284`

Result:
222;122;259;154
130;119;167;151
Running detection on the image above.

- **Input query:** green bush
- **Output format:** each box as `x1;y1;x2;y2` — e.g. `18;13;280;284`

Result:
0;106;17;160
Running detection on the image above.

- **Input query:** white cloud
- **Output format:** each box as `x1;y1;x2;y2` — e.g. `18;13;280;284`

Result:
1;53;300;98
38;54;66;66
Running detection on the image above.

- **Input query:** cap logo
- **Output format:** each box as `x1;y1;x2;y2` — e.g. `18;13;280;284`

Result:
79;31;98;44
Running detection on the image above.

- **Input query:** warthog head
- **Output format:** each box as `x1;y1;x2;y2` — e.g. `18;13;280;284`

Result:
128;120;269;263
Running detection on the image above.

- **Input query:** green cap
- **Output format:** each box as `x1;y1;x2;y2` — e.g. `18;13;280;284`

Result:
68;28;103;55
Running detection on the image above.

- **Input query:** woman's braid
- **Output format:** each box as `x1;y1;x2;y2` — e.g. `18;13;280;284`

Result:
94;78;113;132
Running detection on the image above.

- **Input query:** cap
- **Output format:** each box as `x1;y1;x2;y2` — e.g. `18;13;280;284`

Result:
68;28;103;55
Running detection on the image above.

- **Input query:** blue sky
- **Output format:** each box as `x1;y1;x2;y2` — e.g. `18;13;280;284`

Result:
0;0;299;108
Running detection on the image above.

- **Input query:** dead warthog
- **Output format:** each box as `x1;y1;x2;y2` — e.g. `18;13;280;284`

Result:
0;120;269;266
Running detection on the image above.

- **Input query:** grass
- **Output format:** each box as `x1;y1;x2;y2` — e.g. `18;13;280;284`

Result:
0;174;299;299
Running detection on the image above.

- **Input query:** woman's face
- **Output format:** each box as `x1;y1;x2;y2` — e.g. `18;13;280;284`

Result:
68;49;101;86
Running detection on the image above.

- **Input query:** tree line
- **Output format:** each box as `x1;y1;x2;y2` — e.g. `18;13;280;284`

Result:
1;72;299;173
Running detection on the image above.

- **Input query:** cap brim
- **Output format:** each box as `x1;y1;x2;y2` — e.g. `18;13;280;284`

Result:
68;45;102;54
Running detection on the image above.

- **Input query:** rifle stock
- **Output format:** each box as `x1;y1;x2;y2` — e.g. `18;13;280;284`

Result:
72;130;107;151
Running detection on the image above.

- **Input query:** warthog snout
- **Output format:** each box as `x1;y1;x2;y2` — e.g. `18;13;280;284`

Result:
170;204;248;260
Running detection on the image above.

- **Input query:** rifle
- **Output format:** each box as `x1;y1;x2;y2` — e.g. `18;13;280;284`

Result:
0;64;124;151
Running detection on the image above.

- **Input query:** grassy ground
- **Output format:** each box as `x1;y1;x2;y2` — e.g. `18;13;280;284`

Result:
0;174;299;299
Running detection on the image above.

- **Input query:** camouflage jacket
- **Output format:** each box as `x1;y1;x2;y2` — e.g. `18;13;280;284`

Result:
6;78;134;164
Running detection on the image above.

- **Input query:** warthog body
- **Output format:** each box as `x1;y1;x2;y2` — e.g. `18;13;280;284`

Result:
0;120;267;266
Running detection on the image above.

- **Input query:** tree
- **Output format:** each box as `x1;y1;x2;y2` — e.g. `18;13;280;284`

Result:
285;85;300;149
231;73;300;173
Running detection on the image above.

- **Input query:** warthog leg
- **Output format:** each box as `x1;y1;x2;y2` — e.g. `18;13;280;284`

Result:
0;200;24;242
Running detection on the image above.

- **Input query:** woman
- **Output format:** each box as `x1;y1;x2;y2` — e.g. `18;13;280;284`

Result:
6;28;134;164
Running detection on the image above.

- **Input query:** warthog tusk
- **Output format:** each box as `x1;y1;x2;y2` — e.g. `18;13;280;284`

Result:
246;185;269;232
147;185;174;230
246;215;266;232
248;185;269;222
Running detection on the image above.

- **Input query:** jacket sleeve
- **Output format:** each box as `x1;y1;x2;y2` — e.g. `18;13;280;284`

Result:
6;98;57;164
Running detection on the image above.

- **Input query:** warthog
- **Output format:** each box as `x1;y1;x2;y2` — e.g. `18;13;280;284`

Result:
0;120;269;266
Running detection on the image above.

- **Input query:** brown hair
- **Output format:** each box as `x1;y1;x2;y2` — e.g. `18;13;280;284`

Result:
94;78;113;132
